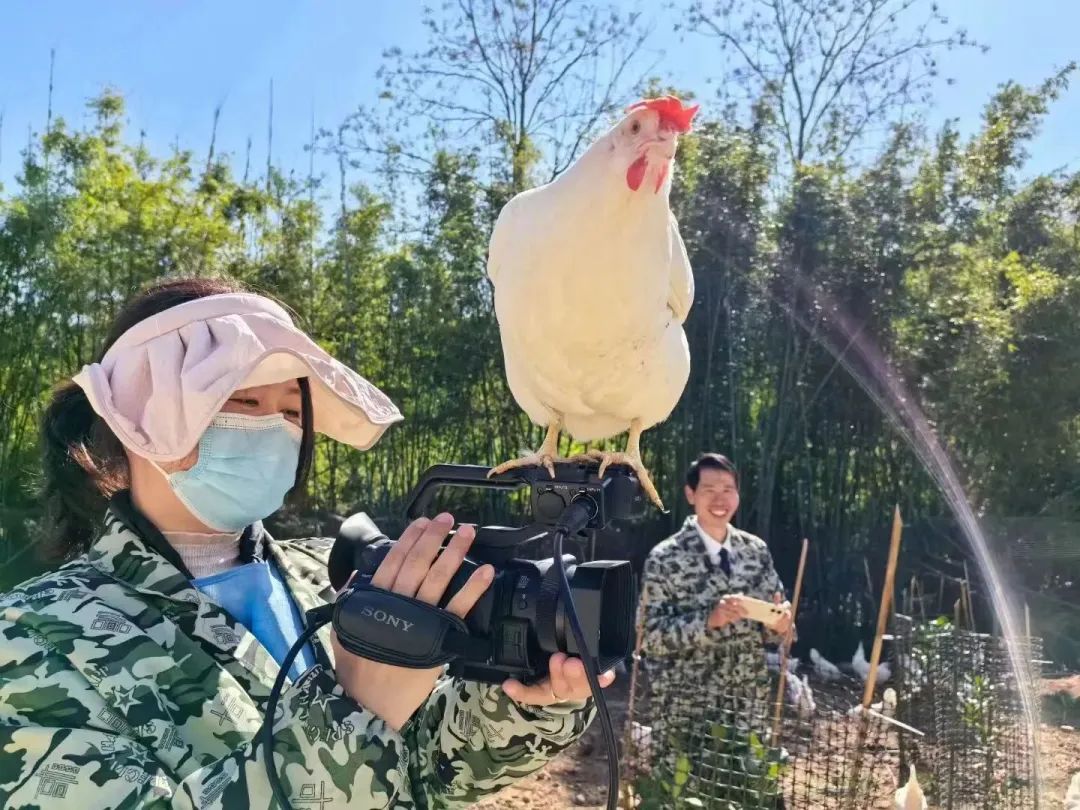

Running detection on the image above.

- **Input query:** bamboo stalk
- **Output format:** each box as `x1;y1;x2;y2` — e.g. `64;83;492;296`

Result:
847;506;904;808
771;538;810;742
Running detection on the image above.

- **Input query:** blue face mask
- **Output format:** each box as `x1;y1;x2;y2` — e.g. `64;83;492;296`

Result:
159;413;303;532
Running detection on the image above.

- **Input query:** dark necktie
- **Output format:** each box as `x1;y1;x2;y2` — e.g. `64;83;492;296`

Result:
718;546;732;578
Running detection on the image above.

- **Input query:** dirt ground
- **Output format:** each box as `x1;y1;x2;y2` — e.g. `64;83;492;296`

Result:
471;677;1080;810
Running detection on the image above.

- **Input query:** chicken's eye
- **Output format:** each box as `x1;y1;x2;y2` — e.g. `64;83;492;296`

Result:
630;120;641;134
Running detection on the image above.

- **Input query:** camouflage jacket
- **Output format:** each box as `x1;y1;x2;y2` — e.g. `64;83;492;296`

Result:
0;501;594;809
640;517;785;668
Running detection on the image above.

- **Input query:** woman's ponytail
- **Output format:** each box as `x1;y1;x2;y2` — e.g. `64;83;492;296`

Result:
39;382;127;559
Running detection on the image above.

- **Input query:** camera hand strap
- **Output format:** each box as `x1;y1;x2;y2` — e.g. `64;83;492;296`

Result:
332;583;491;668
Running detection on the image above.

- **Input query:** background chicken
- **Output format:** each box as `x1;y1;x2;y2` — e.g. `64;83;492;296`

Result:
486;96;698;509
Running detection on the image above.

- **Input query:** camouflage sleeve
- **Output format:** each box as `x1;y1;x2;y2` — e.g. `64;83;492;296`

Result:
404;677;594;807
752;543;785;602
0;659;413;808
639;554;717;657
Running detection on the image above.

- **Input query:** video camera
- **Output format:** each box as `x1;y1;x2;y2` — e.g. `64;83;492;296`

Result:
327;462;644;684
264;460;645;810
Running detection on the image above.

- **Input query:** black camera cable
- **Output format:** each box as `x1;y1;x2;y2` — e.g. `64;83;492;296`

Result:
262;494;617;810
552;494;619;810
262;617;330;809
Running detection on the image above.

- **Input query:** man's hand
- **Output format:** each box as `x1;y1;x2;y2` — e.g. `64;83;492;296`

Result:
707;595;749;629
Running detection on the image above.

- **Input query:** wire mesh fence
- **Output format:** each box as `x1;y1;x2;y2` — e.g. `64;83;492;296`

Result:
622;635;901;809
893;614;1042;810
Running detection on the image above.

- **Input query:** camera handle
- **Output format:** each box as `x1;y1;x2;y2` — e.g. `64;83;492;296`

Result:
406;464;528;522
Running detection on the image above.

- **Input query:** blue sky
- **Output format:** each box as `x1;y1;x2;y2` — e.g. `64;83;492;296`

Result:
1;0;1077;191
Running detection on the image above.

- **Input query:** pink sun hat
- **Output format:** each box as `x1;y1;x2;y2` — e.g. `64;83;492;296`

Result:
72;292;403;462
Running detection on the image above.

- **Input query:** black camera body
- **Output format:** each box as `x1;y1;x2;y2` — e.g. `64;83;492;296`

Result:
328;462;643;685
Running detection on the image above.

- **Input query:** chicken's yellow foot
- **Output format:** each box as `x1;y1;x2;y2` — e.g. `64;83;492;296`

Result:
569;420;665;510
489;421;563;479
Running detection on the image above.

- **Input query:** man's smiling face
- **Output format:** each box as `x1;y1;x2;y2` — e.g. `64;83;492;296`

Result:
685;467;740;538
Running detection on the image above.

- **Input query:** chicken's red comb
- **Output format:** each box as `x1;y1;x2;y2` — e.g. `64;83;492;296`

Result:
625;95;700;133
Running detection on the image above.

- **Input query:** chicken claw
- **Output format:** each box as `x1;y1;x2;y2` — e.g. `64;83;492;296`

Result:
570;445;665;511
489;421;562;479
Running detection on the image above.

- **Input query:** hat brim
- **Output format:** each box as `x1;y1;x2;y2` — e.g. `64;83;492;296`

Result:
73;293;403;462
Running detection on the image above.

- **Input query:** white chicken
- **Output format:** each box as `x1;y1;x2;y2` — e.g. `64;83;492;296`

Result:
894;764;928;810
765;650;799;675
882;686;898;717
853;641;892;684
486;96;699;509
630;720;654;762
786;673;816;721
848;687;897;719
810;648;843;682
1065;770;1080;810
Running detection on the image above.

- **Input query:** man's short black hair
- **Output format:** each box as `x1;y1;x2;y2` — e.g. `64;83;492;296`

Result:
685;453;739;490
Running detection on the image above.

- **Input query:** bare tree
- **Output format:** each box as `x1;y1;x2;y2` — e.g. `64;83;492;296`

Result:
373;0;651;193
682;0;980;164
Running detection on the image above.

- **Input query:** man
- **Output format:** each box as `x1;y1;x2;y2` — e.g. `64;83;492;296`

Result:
636;453;792;802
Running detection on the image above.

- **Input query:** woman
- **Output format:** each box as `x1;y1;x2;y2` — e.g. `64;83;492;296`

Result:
0;277;614;808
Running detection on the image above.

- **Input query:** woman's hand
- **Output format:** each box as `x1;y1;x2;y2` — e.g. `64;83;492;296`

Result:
501;652;616;707
331;512;494;731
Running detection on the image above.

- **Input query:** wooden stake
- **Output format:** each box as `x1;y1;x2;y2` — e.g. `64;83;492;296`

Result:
771;538;810;742
861;506;903;710
847;506;904;809
962;560;976;631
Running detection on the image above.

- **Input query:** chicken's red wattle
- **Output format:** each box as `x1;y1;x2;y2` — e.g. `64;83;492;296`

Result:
626;156;648;191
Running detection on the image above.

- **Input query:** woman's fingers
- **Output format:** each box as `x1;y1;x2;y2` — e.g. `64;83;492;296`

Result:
548;653;573;700
391;513;454;597
414;523;476;605
502;654;616;705
443;563;495;619
369;517;429;590
561;655;616;697
370;513;491;617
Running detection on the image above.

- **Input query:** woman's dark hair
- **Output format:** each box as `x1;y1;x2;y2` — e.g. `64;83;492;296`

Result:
685;452;739;491
42;276;315;558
